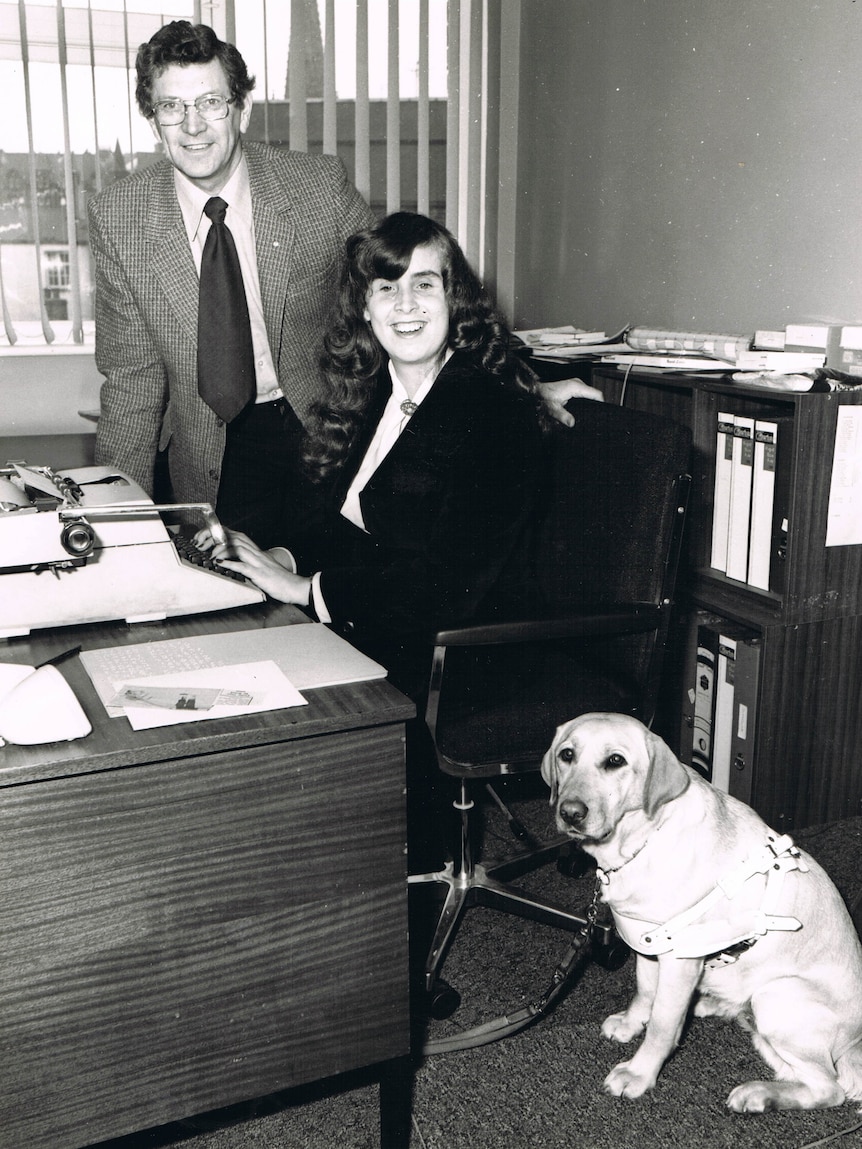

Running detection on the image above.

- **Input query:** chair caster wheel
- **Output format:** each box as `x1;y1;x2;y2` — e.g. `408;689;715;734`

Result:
428;977;461;1020
592;935;630;971
556;848;593;879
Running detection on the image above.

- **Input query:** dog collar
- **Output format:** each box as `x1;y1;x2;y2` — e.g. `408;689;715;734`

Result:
611;832;808;959
595;837;649;885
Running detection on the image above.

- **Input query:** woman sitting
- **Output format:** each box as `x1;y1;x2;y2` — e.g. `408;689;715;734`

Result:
202;212;544;685
199;211;546;863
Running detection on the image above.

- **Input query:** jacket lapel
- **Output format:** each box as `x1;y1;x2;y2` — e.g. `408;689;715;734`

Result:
145;145;299;350
245;144;297;362
375;354;469;472
349;355;473;521
146;163;199;341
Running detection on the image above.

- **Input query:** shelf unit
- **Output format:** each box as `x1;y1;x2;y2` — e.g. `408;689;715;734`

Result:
592;365;862;830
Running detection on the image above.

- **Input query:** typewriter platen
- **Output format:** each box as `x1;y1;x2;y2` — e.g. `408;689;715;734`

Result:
0;462;265;639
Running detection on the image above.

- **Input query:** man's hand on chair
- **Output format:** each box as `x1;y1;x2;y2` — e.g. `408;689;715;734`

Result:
537;378;604;427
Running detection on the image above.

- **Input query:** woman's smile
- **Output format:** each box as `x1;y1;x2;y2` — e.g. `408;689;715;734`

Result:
391;320;427;334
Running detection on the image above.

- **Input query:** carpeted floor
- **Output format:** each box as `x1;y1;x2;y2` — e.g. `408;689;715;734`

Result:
96;787;862;1149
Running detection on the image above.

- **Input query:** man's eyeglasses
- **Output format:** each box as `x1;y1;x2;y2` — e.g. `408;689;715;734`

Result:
151;94;235;126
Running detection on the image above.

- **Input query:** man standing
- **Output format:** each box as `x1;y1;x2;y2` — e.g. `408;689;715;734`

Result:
88;21;375;547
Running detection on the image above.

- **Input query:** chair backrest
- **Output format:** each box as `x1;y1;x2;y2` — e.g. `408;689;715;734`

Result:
537;399;692;613
535;400;692;722
427;399;692;770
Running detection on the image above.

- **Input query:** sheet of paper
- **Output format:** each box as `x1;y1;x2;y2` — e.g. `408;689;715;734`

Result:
826;406;862;547
11;464;65;500
81;623;386;720
110;659;306;730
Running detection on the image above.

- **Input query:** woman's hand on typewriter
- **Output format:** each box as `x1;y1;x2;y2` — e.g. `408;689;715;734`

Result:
193;527;312;605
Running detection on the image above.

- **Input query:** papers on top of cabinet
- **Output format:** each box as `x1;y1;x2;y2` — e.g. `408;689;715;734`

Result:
513;324;631;358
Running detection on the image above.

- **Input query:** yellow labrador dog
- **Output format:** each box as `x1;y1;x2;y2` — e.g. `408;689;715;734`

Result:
541;712;862;1112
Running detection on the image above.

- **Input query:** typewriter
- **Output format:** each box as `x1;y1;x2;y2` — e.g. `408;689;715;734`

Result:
0;462;265;639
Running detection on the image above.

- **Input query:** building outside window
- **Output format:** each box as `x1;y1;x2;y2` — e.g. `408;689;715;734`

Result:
43;247;70;319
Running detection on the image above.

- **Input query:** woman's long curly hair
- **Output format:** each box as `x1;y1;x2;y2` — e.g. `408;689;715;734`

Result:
303;212;537;483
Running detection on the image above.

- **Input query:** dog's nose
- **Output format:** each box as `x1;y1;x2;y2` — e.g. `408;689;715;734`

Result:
559;798;588;826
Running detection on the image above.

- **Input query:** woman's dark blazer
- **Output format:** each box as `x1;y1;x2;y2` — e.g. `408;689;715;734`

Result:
293;350;544;691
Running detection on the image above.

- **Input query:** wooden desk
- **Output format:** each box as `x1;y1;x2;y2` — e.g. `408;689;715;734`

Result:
0;603;415;1148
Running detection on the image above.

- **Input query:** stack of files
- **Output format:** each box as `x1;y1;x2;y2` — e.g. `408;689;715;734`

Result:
679;613;761;802
513;324;630;359
709;411;789;593
735;349;825;374
735;324;828;376
514;324;751;368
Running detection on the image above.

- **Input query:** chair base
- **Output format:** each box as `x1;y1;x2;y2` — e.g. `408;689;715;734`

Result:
408;854;593;993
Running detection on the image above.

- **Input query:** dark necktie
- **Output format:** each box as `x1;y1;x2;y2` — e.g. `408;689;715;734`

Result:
197;196;256;422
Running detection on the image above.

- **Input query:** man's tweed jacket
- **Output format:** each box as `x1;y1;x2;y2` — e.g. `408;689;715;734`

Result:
88;140;375;505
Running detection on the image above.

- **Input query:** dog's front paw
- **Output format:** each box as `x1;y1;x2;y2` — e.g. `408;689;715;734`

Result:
604;1060;656;1099
601;1010;647;1044
725;1079;843;1113
727;1081;779;1113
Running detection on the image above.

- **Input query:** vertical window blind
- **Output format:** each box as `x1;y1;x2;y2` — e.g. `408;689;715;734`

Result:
0;0;520;349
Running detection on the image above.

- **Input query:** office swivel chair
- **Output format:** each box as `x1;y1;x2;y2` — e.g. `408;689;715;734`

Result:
409;399;692;1009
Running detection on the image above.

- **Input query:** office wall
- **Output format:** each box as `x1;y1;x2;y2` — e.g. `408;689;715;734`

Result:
513;1;862;335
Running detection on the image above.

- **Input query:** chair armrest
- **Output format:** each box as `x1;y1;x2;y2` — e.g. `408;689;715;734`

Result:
433;603;664;648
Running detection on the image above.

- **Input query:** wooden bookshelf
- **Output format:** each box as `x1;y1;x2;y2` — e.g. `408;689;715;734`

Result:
592;366;862;830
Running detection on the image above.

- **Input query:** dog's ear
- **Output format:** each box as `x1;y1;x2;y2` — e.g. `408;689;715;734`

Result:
540;731;562;804
643;728;690;816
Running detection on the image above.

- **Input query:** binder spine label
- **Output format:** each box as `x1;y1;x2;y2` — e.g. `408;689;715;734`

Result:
710;413;736;573
725;416;755;583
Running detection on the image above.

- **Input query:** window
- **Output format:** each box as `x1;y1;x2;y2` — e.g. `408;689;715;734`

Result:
44;249;70;290
0;0;520;349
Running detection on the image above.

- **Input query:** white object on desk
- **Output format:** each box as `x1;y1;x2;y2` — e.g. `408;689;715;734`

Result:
0;663;92;745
